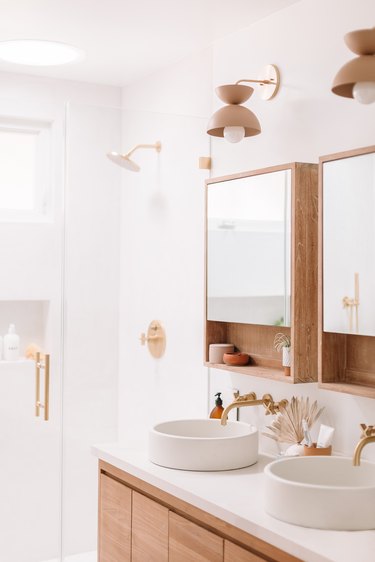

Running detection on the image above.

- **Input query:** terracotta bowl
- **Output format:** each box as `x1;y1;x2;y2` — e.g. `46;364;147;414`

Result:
223;352;250;366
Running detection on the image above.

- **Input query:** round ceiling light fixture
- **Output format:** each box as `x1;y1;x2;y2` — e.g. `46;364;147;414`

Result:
0;39;85;66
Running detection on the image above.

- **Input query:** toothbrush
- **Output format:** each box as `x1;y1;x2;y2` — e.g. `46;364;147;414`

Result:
302;419;312;447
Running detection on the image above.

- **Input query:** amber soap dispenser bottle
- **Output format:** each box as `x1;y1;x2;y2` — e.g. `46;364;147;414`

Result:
209;392;224;419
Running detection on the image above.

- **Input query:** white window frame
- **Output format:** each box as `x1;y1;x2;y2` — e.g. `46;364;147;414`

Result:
0;116;52;223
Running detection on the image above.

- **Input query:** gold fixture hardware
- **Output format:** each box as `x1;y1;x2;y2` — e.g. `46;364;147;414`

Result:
199;156;212;170
35;351;50;421
235;64;281;101
139;320;166;359
107;140;161;172
342;272;360;333
353;423;375;466
207;64;281;142
332;27;375;103
220;391;288;426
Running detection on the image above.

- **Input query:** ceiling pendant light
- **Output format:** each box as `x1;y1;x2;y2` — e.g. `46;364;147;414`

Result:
207;64;281;143
0;40;85;66
332;28;375;104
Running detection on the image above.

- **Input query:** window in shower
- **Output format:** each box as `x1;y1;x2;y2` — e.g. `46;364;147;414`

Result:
0;117;52;222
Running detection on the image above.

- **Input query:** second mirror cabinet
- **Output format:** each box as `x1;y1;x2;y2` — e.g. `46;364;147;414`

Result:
319;145;375;398
205;162;318;384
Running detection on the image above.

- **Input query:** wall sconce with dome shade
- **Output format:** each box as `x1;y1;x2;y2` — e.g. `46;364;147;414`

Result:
207;64;281;143
332;27;375;104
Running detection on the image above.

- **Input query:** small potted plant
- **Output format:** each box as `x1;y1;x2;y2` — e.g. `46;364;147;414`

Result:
274;333;291;376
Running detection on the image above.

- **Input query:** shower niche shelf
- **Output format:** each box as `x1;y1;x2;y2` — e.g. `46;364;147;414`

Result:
0;299;50;357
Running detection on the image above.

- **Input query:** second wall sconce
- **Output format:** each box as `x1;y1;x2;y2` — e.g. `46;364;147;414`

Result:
207;64;280;143
332;27;375;104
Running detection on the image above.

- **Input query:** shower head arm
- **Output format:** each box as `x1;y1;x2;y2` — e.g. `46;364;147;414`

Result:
125;141;161;158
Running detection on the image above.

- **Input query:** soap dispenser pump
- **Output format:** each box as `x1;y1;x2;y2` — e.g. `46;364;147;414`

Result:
210;392;224;419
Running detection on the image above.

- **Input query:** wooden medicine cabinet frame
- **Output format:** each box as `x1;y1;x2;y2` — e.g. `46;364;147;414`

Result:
318;145;375;398
204;162;318;384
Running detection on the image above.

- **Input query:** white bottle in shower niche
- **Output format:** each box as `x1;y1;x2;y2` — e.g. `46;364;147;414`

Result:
4;324;20;361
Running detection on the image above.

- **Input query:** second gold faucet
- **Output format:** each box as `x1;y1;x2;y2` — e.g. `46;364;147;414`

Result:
220;391;288;425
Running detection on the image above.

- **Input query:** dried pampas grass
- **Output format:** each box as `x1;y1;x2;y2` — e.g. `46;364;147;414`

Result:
263;396;324;444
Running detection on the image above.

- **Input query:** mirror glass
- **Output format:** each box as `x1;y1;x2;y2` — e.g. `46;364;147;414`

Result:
323;151;375;336
207;169;291;326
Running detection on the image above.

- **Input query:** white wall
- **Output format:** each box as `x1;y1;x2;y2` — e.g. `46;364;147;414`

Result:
118;49;212;444
119;0;375;463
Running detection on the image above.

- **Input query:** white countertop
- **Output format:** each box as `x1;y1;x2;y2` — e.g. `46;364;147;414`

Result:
92;443;375;562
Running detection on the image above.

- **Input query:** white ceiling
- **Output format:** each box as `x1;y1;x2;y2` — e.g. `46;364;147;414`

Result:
0;0;300;86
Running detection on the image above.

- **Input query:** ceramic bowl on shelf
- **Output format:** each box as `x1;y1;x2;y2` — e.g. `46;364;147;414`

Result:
223;352;250;366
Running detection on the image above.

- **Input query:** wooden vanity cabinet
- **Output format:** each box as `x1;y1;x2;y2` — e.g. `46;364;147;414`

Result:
98;460;302;562
205;162;318;384
99;473;131;562
224;541;265;561
132;491;168;561
169;512;223;561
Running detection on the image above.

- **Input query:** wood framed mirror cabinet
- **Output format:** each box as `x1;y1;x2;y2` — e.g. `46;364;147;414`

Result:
319;145;375;398
205;162;318;384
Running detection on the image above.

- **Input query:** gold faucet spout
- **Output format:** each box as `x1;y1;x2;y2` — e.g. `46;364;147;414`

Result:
353;424;375;466
220;392;287;425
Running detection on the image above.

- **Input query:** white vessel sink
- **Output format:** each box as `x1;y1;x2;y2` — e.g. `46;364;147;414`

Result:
149;419;258;471
264;456;375;530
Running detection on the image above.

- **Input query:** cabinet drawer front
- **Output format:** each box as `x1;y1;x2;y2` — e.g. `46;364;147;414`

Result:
169;511;223;561
99;474;131;562
225;540;266;561
132;491;168;562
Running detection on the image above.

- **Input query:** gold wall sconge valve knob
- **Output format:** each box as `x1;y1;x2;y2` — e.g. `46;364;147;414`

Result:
139;320;166;358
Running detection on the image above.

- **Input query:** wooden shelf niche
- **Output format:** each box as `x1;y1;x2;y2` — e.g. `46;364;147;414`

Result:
205;162;318;384
319;145;375;398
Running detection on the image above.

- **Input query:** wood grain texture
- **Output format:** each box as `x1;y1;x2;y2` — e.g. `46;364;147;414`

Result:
100;461;302;562
224;540;266;561
132;490;168;562
291;163;318;383
169;511;223;561
204;362;294;383
99;473;131;562
318;145;375;398
205;162;318;384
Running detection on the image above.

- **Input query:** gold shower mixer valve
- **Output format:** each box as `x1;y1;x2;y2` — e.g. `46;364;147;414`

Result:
139;320;166;358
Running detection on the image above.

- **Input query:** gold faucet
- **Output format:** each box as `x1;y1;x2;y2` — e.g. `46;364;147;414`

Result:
353;424;375;466
220;391;288;426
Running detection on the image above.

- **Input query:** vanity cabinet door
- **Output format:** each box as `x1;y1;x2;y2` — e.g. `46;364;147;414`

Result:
169;511;223;561
132;490;168;561
224;540;266;561
99;473;131;562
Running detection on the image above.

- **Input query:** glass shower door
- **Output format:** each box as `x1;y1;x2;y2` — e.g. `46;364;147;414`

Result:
0;103;65;561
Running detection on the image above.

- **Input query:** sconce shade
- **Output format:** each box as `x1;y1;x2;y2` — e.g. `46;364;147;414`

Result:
207;104;261;138
332;56;375;98
344;28;375;55
215;84;253;104
332;27;375;100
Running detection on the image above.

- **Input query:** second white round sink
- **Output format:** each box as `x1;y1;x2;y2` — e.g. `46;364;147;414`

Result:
149;419;258;471
264;456;375;530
